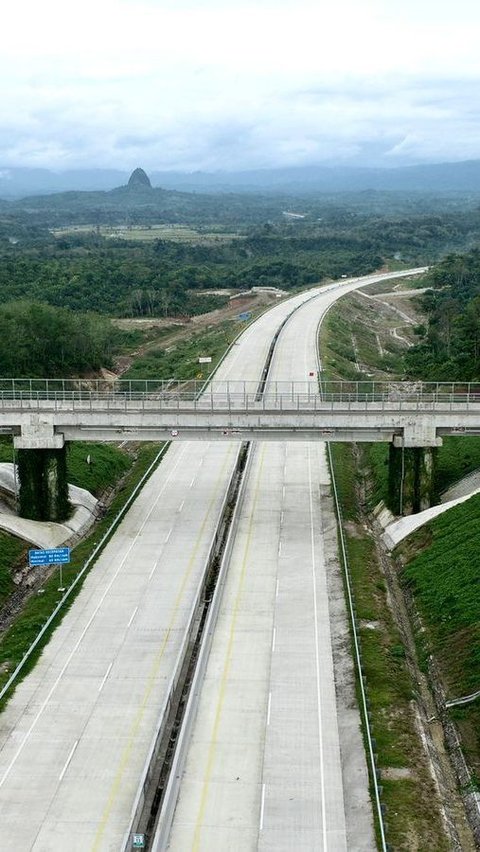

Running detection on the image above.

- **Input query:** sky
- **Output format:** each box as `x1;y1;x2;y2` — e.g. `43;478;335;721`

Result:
1;0;480;173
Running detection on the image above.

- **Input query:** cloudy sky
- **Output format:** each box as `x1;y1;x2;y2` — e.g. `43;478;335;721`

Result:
1;0;480;172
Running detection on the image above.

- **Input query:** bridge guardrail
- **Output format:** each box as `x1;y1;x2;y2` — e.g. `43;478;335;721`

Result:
1;378;480;404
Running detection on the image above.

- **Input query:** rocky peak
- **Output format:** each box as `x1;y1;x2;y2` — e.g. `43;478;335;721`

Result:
127;167;152;189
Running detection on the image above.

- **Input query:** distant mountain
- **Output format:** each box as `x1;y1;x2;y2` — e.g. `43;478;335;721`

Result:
149;161;480;195
0;167;129;199
3;160;480;202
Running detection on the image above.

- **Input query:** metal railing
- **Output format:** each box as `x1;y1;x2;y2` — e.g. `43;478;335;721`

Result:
1;379;480;412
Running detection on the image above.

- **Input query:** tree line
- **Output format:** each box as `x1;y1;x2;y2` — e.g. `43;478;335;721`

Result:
406;249;480;381
0;302;113;376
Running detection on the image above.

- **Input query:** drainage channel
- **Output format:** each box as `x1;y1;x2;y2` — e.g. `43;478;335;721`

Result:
126;291;320;851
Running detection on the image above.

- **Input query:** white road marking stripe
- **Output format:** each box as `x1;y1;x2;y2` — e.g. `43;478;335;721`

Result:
189;476;196;488
59;740;79;782
98;662;113;693
164;529;172;543
276;579;279;598
267;692;272;726
278;541;282;557
259;783;266;830
127;607;138;629
271;627;276;654
178;500;185;513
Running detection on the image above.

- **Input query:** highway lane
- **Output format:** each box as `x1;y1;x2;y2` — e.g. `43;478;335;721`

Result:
166;272;425;850
0;283;345;851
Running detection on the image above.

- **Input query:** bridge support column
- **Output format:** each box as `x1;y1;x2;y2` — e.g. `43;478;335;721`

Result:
388;444;437;516
16;447;70;522
14;417;69;521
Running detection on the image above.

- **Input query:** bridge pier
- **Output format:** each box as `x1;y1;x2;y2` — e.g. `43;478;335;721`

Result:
14;419;70;521
388;444;437;516
16;447;70;522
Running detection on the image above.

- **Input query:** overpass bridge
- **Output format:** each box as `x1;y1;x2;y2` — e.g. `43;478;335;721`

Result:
2;378;480;449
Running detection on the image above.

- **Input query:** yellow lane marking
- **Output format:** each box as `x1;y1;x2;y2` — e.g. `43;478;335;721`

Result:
192;444;266;852
92;444;236;851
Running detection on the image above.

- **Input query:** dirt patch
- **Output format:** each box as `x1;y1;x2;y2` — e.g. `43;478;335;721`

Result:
344;520;365;538
382;767;414;780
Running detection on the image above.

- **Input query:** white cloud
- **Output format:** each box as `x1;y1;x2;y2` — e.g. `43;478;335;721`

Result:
0;0;480;169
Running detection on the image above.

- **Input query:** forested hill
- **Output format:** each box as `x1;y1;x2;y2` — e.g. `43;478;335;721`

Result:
406;248;480;380
0;183;289;229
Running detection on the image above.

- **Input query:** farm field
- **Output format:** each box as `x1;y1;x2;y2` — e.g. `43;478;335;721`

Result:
50;223;243;244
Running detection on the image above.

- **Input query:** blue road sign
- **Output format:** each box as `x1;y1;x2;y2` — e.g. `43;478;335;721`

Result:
28;547;71;567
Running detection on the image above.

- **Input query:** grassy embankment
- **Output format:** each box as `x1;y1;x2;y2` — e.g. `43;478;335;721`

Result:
398;499;480;784
122;318;245;381
322;280;479;849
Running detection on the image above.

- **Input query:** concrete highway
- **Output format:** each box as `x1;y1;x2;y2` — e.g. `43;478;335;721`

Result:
0;270;423;850
165;277;386;850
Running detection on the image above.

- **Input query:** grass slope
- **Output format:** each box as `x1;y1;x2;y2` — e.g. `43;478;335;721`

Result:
401;497;480;697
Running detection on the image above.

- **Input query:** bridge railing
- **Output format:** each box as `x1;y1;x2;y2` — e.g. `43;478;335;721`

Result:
0;379;480;410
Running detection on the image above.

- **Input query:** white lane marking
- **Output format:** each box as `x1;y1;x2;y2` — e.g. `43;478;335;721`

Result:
178;500;185;513
259;783;266;830
308;447;328;849
59;740;79;782
282;485;285;499
127;606;138;629
278;541;282;557
149;562;158;580
276;579;279;598
164;528;172;544
98;662;113;693
189;476;196;488
271;627;276;654
280;510;284;525
0;443;189;790
267;692;272;726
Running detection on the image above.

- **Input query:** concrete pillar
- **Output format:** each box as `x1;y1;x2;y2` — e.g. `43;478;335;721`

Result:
388;444;436;516
17;447;70;522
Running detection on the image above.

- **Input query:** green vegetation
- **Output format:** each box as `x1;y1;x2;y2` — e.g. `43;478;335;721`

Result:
320;289;409;381
399;500;480;780
401;498;480;696
330;442;449;850
0;533;26;607
407;247;480;380
123;319;242;381
0;301;113;376
66;442;130;496
435;436;480;493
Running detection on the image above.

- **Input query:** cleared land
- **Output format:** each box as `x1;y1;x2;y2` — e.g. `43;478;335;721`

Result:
51;223;244;244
